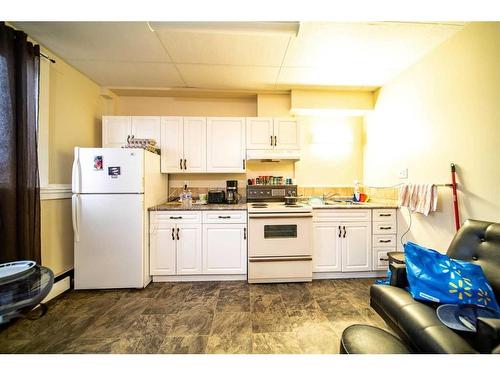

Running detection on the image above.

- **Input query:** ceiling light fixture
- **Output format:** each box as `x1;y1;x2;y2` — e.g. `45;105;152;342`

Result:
148;22;300;36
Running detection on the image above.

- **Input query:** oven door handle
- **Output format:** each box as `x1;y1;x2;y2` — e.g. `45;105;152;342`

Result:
249;256;313;263
248;213;313;219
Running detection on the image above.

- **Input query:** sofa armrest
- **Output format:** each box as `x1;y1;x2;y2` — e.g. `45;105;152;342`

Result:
475;317;500;353
389;262;408;288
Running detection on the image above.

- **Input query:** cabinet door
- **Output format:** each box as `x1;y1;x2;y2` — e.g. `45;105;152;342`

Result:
206;117;246;172
160;117;184;173
341;222;372;272
273;118;300;150
313;222;342;272
150;225;176;275
203;224;247;274
176;224;202;275
102;116;131;148
131;116;161;144
183;117;207;172
246;117;274;150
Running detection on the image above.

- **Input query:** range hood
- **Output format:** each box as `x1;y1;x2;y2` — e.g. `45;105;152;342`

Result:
246;149;300;161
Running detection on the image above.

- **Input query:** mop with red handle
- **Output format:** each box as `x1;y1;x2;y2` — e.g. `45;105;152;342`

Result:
451;163;460;231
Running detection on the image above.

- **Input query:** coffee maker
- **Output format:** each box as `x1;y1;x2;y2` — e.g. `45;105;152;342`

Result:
226;180;240;204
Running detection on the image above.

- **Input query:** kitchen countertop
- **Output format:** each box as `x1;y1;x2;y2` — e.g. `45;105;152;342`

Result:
149;201;398;211
309;202;399;209
149;202;248;211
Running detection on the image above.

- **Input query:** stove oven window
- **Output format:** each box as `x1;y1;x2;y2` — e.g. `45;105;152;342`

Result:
264;224;297;239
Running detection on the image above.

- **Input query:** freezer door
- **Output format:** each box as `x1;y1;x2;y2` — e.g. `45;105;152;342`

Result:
74;194;145;289
74;147;144;193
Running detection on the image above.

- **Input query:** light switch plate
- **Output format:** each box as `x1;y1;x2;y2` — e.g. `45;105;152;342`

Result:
398;168;408;179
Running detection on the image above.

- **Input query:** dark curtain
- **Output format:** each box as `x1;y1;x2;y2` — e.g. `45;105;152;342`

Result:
0;22;41;264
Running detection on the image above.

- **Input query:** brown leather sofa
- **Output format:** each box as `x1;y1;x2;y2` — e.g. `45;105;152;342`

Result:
370;219;500;353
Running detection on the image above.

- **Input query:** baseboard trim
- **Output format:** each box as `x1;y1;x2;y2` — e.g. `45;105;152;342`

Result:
152;274;247;282
42;276;71;303
313;271;387;279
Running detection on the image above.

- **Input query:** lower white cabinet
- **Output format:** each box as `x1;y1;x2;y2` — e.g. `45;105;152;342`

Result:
341;222;372;272
150;211;247;277
203;224;247;274
313;222;342;272
150;222;202;276
150;224;176;275
176;224;203;275
313;220;371;273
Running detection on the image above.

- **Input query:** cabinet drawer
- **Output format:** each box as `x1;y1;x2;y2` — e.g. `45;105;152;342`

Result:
373;234;397;248
373;222;397;235
313;209;371;222
373;248;396;270
202;211;247;224
248;257;312;283
151;211;202;224
372;209;397;223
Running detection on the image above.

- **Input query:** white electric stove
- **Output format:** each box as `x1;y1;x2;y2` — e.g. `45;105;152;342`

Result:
246;185;313;283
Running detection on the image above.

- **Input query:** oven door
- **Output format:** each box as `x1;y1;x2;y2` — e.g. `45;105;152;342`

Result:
248;212;312;257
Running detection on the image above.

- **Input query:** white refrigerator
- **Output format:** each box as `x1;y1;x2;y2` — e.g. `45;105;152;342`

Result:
72;147;168;289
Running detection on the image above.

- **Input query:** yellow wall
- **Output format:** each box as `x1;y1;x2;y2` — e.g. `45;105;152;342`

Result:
48;55;104;184
39;47;104;275
255;94;364;186
117;96;257;117
295;116;364;186
364;22;500;251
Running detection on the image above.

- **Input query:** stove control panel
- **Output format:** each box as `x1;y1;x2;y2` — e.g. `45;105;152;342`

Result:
247;185;297;202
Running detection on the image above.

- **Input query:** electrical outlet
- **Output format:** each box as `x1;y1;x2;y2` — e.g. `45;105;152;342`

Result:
398;168;408;179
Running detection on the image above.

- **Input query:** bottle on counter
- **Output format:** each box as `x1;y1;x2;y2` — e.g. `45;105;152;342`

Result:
181;184;193;208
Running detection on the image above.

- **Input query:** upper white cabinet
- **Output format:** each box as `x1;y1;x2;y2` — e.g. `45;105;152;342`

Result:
207;117;246;173
131;116;161;143
246;117;299;150
102;116;160;148
246;117;274;150
183;117;207;173
160;117;206;173
273;118;300;150
102;116;132;148
160;116;184;173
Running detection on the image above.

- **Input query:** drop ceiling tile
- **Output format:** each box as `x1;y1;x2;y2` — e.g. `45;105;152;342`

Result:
177;64;279;90
11;22;171;63
68;60;184;87
285;22;463;72
156;30;290;66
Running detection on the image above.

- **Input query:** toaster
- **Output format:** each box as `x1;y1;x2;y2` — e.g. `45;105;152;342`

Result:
208;190;226;204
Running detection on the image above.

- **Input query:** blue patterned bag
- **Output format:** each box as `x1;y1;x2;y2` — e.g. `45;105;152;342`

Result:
404;241;500;311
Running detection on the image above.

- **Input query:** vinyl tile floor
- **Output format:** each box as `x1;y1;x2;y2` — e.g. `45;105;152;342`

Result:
0;278;392;354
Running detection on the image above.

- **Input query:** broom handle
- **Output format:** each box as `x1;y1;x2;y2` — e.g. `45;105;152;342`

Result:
451;163;460;231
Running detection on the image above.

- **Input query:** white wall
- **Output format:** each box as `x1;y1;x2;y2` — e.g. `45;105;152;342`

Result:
364;22;500;252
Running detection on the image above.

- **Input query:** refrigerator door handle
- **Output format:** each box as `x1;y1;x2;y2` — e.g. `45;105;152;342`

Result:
72;147;81;193
72;194;80;242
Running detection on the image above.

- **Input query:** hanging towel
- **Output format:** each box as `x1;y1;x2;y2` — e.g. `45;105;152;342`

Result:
398;183;438;216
